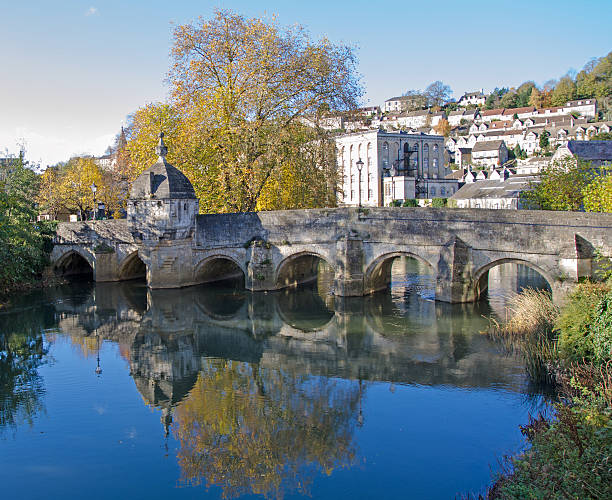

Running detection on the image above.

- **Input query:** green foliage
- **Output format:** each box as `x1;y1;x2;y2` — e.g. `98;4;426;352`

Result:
0;157;55;291
522;158;597;211
484;87;508;109
431;197;447;207
402;198;417;207
590;132;612;140
591;293;612;363
576;52;612;99
556;283;610;364
539;129;550;150
389;200;402;207
513;144;527;160
495;403;612;500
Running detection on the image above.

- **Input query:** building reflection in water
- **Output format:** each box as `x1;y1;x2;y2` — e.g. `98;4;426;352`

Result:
41;258;550;498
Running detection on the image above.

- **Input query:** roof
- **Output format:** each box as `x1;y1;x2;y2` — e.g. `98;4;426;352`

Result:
446;169;466;179
461;91;485;99
502;106;535;115
480;108;505;116
566;140;612;161
472;140;505;152
130;134;197;200
457;147;472;154
451;175;537;200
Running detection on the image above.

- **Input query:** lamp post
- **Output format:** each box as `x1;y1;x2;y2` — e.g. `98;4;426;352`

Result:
90;182;97;220
356;158;364;208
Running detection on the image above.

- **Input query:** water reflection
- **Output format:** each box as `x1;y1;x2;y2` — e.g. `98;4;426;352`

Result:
0;259;551;498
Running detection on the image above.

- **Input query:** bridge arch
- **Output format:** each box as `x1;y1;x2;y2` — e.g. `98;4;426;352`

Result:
275;251;335;290
471;258;555;301
364;251;436;294
193;254;246;286
118;251;147;281
53;248;95;279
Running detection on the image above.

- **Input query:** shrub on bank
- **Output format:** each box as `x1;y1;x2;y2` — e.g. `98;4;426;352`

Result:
556;283;611;364
485;282;612;499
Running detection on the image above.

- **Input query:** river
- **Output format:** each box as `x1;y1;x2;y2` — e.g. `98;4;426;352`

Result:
0;260;551;499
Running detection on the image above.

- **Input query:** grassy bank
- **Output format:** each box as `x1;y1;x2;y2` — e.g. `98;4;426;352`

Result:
484;282;612;499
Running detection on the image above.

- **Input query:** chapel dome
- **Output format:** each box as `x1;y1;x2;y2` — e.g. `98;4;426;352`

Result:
130;133;197;200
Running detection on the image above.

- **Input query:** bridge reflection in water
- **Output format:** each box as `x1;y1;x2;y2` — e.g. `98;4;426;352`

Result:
24;259;548;498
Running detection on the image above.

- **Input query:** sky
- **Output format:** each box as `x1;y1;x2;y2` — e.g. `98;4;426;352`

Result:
1;0;611;167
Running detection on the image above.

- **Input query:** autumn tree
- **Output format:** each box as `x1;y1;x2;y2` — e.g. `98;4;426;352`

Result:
433;118;451;137
583;170;612;212
551;75;577;105
125;10;361;214
528;87;544;109
37;167;64;219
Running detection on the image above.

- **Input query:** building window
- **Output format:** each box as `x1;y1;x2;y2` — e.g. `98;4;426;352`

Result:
440;187;445;196
430;187;436;196
368;189;373;198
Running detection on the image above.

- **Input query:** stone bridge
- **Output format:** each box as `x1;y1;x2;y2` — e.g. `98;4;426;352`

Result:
51;207;612;303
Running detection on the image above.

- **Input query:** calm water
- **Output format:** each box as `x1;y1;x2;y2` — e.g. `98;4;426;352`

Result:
0;261;550;499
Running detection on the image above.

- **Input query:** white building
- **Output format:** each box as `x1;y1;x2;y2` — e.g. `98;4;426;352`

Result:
458;90;487;107
335;130;450;207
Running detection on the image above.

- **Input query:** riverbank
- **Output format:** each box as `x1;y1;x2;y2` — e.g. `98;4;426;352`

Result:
0;269;67;310
484;282;612;499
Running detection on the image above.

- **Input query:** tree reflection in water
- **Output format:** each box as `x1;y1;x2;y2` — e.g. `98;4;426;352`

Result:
0;308;50;434
173;359;360;499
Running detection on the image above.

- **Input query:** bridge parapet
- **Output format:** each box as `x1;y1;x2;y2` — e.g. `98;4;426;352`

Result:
51;208;612;303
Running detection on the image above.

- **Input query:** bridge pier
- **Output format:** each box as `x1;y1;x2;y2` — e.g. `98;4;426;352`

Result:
333;237;365;296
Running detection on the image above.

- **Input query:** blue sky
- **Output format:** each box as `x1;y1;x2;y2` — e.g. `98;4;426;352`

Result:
1;0;610;166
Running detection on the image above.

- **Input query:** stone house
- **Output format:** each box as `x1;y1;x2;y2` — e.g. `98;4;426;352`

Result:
457;90;486;107
456;147;472;167
383;96;426;113
335;130;448;206
471;140;509;166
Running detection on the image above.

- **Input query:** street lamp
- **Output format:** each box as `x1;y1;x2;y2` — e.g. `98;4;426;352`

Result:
90;182;97;220
356;158;364;208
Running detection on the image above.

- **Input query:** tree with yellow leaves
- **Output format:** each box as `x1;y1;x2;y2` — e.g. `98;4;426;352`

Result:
583;170;612;212
125;9;361;213
433;118;451;137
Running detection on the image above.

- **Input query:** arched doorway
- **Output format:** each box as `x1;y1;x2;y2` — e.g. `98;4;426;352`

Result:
275;252;334;294
194;256;245;287
119;252;147;281
54;251;93;280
